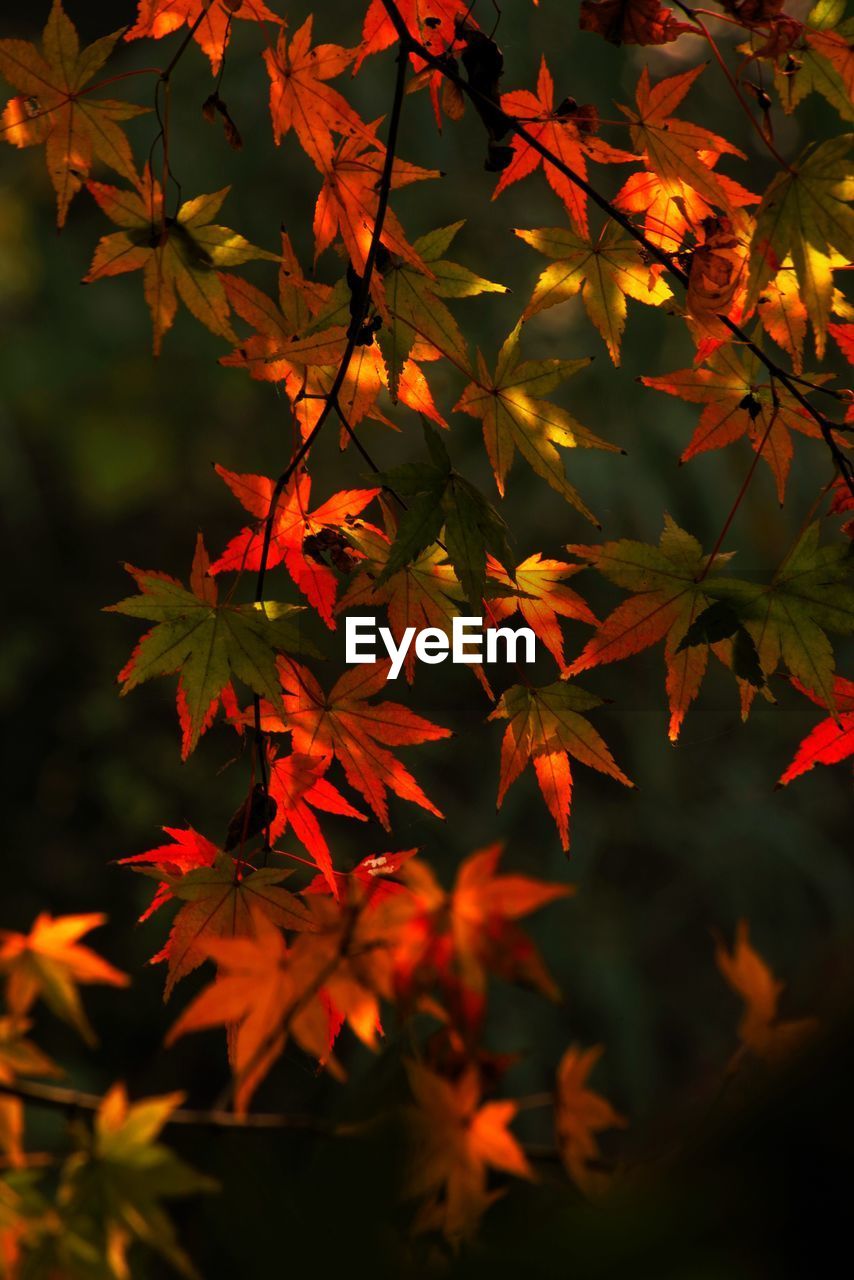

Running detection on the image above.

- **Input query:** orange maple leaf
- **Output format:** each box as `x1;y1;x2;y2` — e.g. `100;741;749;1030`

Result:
209;465;379;627
125;0;282;75
494;56;635;235
716;920;817;1065
405;1061;533;1243
485;552;599;670
256;658;452;827
0;915;128;1045
554;1044;626;1196
489;681;633;851
0;0;148;227
83;167;280;354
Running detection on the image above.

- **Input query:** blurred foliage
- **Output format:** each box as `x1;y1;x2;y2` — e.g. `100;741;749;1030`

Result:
0;1;851;1275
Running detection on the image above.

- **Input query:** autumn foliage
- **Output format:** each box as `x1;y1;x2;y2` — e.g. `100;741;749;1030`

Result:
1;0;852;1274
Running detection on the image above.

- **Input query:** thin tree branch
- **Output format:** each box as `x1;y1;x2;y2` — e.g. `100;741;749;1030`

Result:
0;1079;353;1135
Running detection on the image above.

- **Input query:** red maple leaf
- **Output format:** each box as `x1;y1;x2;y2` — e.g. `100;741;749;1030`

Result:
777;676;854;786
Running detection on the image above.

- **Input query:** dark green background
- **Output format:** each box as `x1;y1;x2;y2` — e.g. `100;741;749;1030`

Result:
1;2;851;1275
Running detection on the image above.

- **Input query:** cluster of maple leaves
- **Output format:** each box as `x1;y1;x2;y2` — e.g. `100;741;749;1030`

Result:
1;0;852;1271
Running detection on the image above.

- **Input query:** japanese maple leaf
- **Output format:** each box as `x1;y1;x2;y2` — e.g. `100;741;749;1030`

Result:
84;167;280;354
377;221;506;401
716;921;817;1066
125;0;281;76
613;159;757;254
554;1044;626;1197
167;905;380;1113
108;533;316;758
767;9;854;124
312;129;440;273
257;658;451;828
267;750;367;896
641;347;826;502
405;1062;533;1243
620;65;745;214
565;517;728;741
485;553;598;669
829;472;854;537
454;321;618;522
829;319;854;363
209;465;379;627
71;1085;214;1280
220;238;446;436
388;844;571;1025
119;825;219;922
746;135;854;355
336;513;490;689
0;915;127;1046
264;16;373;166
141;849;316;997
707;521;854;714
0;0;148;227
580;0;694;46
777;676;854;786
516;222;673;365
489;680;633;851
494;56;635;235
356;0;474;69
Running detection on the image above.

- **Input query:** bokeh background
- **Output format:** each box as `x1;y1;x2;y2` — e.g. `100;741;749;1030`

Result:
1;1;851;1275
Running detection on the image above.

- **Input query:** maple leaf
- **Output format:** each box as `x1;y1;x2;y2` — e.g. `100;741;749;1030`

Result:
555;1044;626;1196
613;158;757;254
829;318;854;363
221;242;447;437
766;3;854;123
454;321;617;521
0;0;148;227
119;825;220;923
377;221;506;401
493;57;635;235
579;0;695;46
61;1083;215;1278
107;533;318;758
209;464;379;626
641;347;827;502
83;167;280;354
485;552;599;669
564;517;731;741
337;512;488;686
257;657;452;828
716;920;817;1065
705;520;854;713
267;750;367;896
375;422;516;609
404;1061;533;1243
516;222;673;364
312;129;440;274
264;16;372;166
166;905;378;1113
125;0;282;76
489;681;633;851
746;134;854;355
620;65;745;213
386;843;571;1026
777;675;854;785
0;915;128;1046
357;0;474;69
138;849;316;997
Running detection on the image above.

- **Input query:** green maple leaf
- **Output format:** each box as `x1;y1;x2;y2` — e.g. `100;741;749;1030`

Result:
107;534;319;758
378;221;507;399
376;421;515;608
453;321;618;524
746;134;854;353
706;521;854;713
